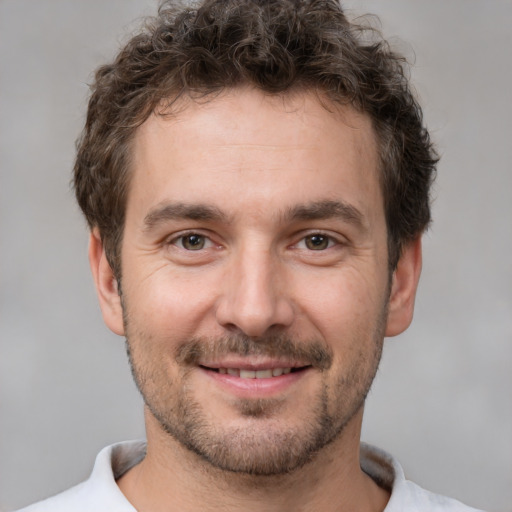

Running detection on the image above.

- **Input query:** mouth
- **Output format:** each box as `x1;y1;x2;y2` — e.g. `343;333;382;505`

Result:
199;365;310;379
197;360;314;398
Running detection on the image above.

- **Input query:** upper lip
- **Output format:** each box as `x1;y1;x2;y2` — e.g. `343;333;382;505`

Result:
198;357;310;371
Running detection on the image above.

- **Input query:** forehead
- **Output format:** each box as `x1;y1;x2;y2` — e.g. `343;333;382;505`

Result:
128;88;381;224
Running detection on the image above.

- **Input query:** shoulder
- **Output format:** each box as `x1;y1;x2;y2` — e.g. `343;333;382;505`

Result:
14;440;146;512
360;443;485;512
391;478;485;512
15;481;94;512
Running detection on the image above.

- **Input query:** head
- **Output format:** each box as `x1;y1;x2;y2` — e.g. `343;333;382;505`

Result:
81;0;437;477
74;0;437;282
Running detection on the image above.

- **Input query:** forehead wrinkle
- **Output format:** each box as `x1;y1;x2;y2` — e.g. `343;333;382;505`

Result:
143;202;230;232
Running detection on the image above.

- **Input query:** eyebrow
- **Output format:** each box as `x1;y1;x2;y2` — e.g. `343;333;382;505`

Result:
143;202;228;231
142;199;366;232
283;200;366;229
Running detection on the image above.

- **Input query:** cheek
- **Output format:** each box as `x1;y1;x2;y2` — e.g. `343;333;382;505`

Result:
123;265;221;339
293;265;386;338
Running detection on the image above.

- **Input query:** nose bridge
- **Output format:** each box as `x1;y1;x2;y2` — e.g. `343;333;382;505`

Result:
238;244;274;308
216;240;293;336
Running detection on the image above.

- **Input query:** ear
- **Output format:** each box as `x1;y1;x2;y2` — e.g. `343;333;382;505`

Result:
385;237;423;337
88;228;125;336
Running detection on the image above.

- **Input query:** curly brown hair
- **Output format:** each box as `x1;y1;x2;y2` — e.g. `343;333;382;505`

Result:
74;0;438;279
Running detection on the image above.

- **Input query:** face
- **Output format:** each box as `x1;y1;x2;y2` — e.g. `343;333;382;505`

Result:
92;88;420;475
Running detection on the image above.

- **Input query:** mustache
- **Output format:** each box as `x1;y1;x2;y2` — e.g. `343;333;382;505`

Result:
175;333;333;370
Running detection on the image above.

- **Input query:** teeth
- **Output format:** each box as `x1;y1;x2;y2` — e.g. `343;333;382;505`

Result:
256;369;272;379
217;368;293;378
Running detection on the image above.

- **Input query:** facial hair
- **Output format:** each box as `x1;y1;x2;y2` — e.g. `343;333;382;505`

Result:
124;314;387;476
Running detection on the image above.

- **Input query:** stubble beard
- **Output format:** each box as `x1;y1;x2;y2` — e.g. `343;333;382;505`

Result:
123;310;387;477
158;375;336;476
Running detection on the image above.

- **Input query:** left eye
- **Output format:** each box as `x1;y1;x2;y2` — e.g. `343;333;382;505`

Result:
174;234;211;251
301;234;335;251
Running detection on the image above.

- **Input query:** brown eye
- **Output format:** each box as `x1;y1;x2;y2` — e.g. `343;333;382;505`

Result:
305;234;330;250
180;234;206;250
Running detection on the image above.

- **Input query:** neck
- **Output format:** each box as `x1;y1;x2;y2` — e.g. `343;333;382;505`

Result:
117;410;389;512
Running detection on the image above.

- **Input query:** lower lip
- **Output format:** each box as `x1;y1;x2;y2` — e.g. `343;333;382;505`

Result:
200;367;311;398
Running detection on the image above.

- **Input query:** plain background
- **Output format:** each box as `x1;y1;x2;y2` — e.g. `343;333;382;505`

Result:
1;1;511;510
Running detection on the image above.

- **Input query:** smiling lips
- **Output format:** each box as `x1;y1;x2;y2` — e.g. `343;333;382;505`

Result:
198;361;312;398
201;363;309;379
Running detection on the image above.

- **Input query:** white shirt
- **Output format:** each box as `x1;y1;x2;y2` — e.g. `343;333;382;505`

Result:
16;441;484;511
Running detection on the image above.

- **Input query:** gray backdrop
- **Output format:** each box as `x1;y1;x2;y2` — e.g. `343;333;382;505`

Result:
1;1;511;510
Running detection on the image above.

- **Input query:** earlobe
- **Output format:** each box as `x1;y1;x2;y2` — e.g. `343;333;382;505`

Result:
88;228;125;336
385;237;423;337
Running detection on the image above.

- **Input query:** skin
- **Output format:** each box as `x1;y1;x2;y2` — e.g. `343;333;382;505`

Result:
89;88;422;512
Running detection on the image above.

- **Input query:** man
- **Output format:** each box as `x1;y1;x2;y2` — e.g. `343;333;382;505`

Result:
18;0;483;511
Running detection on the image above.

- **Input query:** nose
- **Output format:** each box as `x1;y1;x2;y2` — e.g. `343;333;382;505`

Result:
215;246;294;337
